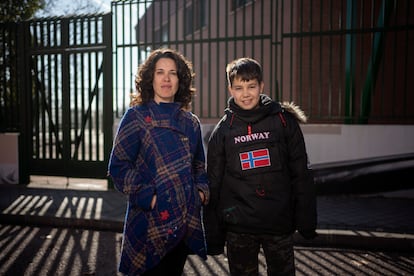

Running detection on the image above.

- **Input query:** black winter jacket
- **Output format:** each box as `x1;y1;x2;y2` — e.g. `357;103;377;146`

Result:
204;94;317;255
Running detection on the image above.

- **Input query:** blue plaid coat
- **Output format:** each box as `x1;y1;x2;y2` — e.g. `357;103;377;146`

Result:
108;101;210;275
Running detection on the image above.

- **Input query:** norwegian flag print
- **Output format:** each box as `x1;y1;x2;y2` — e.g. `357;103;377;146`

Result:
239;148;271;170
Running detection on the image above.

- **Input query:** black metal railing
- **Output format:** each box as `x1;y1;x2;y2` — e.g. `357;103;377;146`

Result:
111;0;414;124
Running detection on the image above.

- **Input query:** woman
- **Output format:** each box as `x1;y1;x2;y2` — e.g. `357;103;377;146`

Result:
108;48;209;275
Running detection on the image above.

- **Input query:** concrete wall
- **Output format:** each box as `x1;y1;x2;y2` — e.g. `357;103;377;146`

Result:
201;124;414;166
302;124;414;165
0;133;19;184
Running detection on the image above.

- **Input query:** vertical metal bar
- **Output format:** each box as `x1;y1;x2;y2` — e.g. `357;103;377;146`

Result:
231;0;236;58
79;44;85;160
207;0;212;118
272;0;278;100
318;0;323;118
295;0;300;101
198;0;204;115
338;0;345;118
402;0;410;118
88;22;93;160
81;45;86;159
104;12;113;185
205;1;210;117
96;16;101;161
307;0;313;108
47;20;53;158
359;0;393;123
344;0;356;123
222;0;228;115
18;21;30;184
151;0;156;50
174;0;179;49
128;3;133;104
328;0;333;118
112;2;119;117
259;0;264;74
191;0;195;60
242;0;246;55
54;20;60;159
33;23;40;160
121;2;127;110
41;61;46;157
73;20;79;159
88;18;96;160
61;18;70;170
144;0;149;53
251;1;255;57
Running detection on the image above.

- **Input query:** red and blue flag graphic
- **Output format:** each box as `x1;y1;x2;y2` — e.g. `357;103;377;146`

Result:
239;148;271;170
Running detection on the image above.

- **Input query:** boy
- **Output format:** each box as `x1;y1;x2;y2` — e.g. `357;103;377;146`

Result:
205;57;317;275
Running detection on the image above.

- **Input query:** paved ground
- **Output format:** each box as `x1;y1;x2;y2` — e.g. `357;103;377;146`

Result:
2;176;414;250
1;224;414;276
1;176;414;275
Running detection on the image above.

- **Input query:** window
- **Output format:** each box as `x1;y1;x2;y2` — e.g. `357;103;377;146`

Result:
232;0;253;11
154;24;168;49
185;0;207;36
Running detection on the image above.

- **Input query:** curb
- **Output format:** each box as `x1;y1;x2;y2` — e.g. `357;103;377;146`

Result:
0;214;123;233
293;230;414;252
2;213;414;252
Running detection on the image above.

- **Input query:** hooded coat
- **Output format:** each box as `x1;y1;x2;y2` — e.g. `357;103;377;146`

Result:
108;101;210;275
204;94;317;255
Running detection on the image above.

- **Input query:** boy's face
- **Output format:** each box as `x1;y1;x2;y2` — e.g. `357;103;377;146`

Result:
228;77;264;110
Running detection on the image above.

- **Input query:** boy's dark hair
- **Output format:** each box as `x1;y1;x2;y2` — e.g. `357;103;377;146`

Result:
226;57;263;87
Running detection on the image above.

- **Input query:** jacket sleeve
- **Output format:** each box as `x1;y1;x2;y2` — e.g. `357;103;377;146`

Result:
285;114;317;239
192;117;210;204
204;122;227;255
107;108;155;210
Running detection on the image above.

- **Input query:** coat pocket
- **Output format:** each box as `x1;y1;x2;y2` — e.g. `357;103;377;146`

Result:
145;199;187;256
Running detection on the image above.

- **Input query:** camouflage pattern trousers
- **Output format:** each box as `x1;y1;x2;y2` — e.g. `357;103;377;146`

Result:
226;231;295;276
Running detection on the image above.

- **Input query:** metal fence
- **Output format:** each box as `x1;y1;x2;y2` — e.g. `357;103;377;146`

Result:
112;0;414;124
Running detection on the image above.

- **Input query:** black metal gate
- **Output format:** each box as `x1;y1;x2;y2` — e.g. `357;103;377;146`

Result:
19;14;113;180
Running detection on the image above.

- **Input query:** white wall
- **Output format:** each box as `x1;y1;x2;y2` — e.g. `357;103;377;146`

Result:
201;124;414;166
302;124;414;165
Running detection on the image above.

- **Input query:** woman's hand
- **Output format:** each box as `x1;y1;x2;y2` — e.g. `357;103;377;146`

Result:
199;191;206;204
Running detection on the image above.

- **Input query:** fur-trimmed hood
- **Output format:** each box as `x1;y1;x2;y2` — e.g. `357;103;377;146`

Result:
280;101;308;123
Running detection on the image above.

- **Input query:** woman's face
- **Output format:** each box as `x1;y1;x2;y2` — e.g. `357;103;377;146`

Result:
152;57;179;104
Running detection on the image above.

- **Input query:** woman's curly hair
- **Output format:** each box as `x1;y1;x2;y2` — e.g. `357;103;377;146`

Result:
130;48;196;110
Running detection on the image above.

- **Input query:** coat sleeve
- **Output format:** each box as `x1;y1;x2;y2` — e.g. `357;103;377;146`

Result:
107;108;155;210
204;122;227;255
285;114;317;239
192;117;210;203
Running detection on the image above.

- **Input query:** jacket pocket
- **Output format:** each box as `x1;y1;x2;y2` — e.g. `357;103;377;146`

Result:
221;205;242;225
